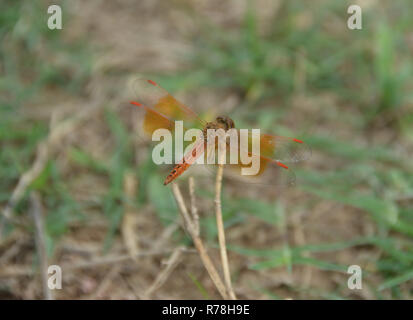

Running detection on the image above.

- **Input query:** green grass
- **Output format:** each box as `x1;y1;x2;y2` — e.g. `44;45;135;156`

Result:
170;1;413;299
0;0;92;248
1;0;413;299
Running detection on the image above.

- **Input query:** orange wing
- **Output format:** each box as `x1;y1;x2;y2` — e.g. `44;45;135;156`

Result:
130;79;205;136
255;133;311;164
129;79;310;187
216;131;311;186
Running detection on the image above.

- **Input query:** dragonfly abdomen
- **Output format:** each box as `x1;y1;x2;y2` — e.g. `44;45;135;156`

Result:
163;161;191;185
163;141;206;185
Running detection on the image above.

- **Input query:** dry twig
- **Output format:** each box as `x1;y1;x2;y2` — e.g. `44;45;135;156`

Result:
92;265;122;299
0;248;194;278
142;246;185;299
30;192;53;300
188;177;199;235
0;101;102;237
171;182;229;299
121;171;139;260
215;153;236;300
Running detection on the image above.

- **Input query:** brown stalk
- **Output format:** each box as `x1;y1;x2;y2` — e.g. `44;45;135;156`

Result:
215;152;236;300
171;181;229;299
142;246;184;299
30;192;53;300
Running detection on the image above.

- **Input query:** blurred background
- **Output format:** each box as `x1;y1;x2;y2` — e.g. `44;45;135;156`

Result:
1;0;413;299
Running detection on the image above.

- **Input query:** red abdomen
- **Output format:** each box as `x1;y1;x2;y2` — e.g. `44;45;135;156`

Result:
163;161;191;185
163;141;206;185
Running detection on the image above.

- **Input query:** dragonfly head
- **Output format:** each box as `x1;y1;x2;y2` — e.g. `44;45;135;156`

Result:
203;116;235;139
215;116;235;131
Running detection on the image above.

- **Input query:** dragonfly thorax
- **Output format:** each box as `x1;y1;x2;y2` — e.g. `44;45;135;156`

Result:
216;116;235;130
204;116;235;130
202;116;235;140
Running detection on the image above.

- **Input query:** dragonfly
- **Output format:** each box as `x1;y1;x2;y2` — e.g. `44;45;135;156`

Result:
130;79;311;186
